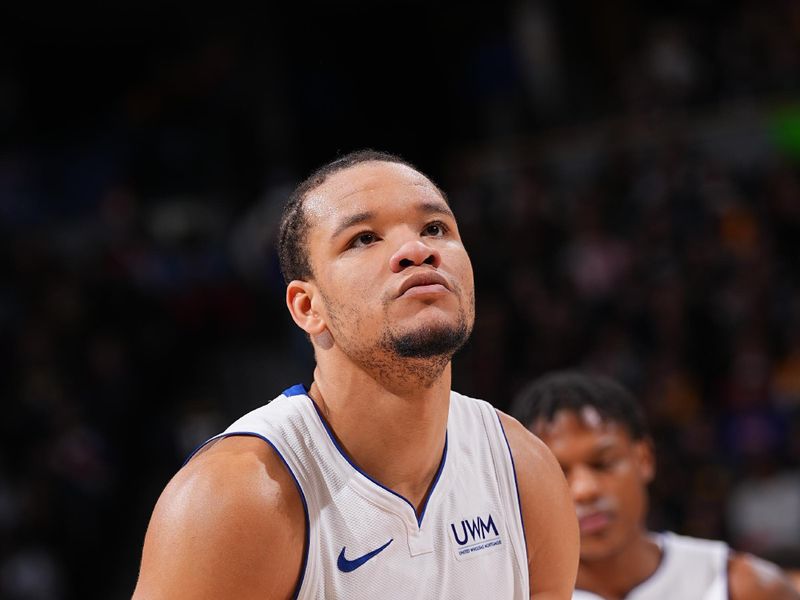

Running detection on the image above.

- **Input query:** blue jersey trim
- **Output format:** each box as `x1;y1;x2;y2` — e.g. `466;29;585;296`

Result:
183;432;310;600
181;385;309;466
309;394;447;527
282;383;308;398
417;435;448;525
183;436;217;466
495;410;529;567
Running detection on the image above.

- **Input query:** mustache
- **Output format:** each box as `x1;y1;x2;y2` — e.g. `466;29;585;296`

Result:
575;498;615;520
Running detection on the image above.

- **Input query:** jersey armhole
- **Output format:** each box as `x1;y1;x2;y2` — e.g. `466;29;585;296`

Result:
185;431;311;600
493;410;530;567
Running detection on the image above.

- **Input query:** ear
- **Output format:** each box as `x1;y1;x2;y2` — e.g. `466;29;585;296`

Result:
286;280;327;336
634;438;656;484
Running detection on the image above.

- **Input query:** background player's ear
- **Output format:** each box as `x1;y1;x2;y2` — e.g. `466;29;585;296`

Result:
286;280;327;336
634;438;656;484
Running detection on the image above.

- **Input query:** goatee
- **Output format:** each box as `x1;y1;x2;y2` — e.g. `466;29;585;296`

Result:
388;319;471;359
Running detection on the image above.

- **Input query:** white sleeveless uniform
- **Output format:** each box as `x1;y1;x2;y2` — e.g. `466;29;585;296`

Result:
190;385;530;599
573;532;729;600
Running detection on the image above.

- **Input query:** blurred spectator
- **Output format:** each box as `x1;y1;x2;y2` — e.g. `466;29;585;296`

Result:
2;0;800;596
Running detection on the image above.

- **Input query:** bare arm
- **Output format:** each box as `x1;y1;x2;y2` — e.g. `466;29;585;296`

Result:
499;412;580;600
132;436;306;600
728;552;800;600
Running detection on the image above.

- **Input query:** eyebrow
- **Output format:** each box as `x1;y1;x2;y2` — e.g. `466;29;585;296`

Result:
590;441;618;456
587;434;629;458
558;440;620;471
330;201;455;241
331;210;375;242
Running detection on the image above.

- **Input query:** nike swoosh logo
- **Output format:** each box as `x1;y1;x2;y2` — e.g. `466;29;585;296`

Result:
337;539;393;573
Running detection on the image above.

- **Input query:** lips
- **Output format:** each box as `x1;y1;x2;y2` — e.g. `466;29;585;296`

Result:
578;511;612;535
397;271;451;297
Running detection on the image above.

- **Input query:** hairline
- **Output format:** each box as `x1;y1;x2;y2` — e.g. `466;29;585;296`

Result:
512;371;650;442
302;159;447;213
532;407;641;440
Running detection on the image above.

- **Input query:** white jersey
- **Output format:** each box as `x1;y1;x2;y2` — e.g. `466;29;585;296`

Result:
191;385;530;599
573;532;729;600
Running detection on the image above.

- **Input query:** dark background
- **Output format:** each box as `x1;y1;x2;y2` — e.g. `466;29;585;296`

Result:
2;1;800;597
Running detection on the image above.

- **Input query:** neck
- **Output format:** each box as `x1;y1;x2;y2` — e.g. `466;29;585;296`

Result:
576;532;662;600
308;359;451;514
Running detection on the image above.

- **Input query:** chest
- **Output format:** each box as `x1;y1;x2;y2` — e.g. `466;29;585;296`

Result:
305;468;521;599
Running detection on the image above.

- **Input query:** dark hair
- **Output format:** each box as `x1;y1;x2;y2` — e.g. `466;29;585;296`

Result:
510;371;649;440
277;149;446;284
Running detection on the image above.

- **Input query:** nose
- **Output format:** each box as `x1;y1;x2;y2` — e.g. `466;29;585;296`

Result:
569;465;601;504
389;239;441;272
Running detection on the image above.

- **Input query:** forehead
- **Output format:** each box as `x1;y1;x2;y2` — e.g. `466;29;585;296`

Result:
304;161;447;225
535;409;632;456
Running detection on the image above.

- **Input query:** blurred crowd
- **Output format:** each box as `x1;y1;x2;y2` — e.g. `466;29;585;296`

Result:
1;0;800;598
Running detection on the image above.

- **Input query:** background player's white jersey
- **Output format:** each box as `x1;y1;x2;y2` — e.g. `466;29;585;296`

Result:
572;531;729;600
191;385;530;599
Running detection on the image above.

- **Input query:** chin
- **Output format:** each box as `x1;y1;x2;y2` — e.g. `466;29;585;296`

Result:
388;319;471;359
579;534;626;564
579;547;610;562
579;547;616;564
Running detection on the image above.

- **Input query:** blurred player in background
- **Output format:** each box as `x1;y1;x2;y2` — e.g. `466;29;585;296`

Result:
131;150;579;599
512;370;800;600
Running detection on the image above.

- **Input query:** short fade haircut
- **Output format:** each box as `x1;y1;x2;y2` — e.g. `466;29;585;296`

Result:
277;149;447;284
510;371;649;440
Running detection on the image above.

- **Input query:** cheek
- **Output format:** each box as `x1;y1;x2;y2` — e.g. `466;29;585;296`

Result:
454;249;474;281
449;255;475;300
616;476;648;521
324;265;374;298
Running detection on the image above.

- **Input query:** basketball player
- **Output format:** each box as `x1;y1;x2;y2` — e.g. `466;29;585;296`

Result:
512;371;800;600
132;151;579;599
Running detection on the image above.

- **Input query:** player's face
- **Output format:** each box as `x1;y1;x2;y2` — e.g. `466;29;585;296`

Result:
534;409;654;563
303;161;475;365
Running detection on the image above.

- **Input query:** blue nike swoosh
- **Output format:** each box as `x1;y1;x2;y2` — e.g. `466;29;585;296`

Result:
337;539;393;573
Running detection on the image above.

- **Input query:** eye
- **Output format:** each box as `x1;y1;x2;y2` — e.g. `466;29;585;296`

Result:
423;221;448;237
590;457;619;472
349;232;378;248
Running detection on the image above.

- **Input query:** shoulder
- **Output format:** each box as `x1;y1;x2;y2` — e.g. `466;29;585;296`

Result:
496;410;574;526
728;551;800;600
133;435;306;599
661;530;728;557
497;410;563;483
497;410;580;598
